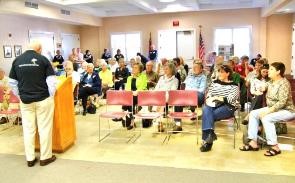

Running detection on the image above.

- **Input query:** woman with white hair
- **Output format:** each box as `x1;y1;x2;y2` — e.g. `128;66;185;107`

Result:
62;61;81;90
79;63;101;115
99;61;114;98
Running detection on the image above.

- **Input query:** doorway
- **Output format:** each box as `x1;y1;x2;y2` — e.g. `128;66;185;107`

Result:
158;29;195;68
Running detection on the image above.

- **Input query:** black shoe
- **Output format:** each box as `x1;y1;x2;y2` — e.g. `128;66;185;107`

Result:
172;125;182;134
40;155;56;166
122;120;126;127
82;111;87;116
127;123;136;130
242;120;248;125
200;143;213;152
112;118;123;122
0;117;7;124
27;158;38;167
205;132;217;143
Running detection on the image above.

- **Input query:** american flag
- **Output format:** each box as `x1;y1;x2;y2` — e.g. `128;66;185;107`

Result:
198;30;205;61
149;32;152;52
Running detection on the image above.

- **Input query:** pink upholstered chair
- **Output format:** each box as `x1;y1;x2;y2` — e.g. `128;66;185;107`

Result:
0;87;21;132
133;91;166;140
166;90;199;143
98;90;133;142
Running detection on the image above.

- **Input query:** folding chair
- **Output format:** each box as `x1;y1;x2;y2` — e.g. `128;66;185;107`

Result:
0;87;21;133
133;91;166;142
166;90;199;144
98;90;133;142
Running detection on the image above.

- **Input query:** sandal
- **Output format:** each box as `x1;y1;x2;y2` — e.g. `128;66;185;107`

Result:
264;148;281;157
239;144;259;151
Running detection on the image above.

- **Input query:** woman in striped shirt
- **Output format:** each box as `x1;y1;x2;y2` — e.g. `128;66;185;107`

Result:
200;64;239;152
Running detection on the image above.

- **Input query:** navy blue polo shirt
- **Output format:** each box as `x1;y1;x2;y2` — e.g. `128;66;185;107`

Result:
9;50;55;104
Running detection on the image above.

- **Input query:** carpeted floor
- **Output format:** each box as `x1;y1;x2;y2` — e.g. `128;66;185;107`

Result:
1;154;294;183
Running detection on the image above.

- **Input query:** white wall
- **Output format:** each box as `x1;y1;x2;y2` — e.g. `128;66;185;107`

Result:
0;14;80;74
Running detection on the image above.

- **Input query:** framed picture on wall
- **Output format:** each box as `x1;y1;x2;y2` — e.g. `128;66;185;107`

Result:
14;45;22;57
3;45;12;58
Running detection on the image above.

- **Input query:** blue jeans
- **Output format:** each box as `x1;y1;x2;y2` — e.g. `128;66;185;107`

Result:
248;107;295;145
202;104;235;131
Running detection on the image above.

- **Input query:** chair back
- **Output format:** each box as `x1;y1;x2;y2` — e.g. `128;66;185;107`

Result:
0;87;20;103
138;91;166;107
106;90;133;106
168;90;198;106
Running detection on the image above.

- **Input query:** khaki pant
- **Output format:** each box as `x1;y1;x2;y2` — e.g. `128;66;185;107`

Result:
20;97;54;161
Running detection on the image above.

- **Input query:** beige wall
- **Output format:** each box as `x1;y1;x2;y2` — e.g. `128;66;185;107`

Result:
80;26;100;61
100;8;263;60
266;14;293;73
0;14;80;74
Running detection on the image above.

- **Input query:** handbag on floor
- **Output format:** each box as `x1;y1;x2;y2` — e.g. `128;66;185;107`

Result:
275;122;287;135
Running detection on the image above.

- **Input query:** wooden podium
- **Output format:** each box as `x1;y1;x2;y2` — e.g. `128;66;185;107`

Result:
36;77;76;153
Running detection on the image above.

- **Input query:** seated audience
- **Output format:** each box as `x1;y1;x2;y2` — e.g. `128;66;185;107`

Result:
227;59;241;85
62;61;81;90
114;58;129;90
84;50;93;63
250;54;262;67
240;62;295;156
114;49;124;61
210;56;224;81
143;61;159;90
156;58;168;77
200;64;239;152
101;48;111;62
99;61;114;98
79;63;101;116
242;64;270;125
246;59;264;87
53;50;64;70
183;60;207;106
137;52;148;69
108;58;119;74
114;62;147;130
154;62;179;132
78;61;88;78
76;48;84;64
173;57;187;84
0;68;10;124
235;55;253;111
93;59;104;73
179;56;189;75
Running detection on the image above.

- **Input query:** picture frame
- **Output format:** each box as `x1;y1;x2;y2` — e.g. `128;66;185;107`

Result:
3;45;12;58
14;45;22;57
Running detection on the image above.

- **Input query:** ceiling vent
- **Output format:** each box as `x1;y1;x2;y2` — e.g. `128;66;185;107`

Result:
61;9;71;15
25;1;39;9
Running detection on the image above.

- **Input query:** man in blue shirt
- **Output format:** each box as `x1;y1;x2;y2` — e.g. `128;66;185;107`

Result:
173;61;207;132
183;61;207;105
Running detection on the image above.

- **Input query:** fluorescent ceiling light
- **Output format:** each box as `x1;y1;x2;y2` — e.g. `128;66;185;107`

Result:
161;4;192;12
159;0;176;2
139;1;158;12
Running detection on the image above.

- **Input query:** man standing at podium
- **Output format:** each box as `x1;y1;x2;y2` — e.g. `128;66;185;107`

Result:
8;41;57;167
